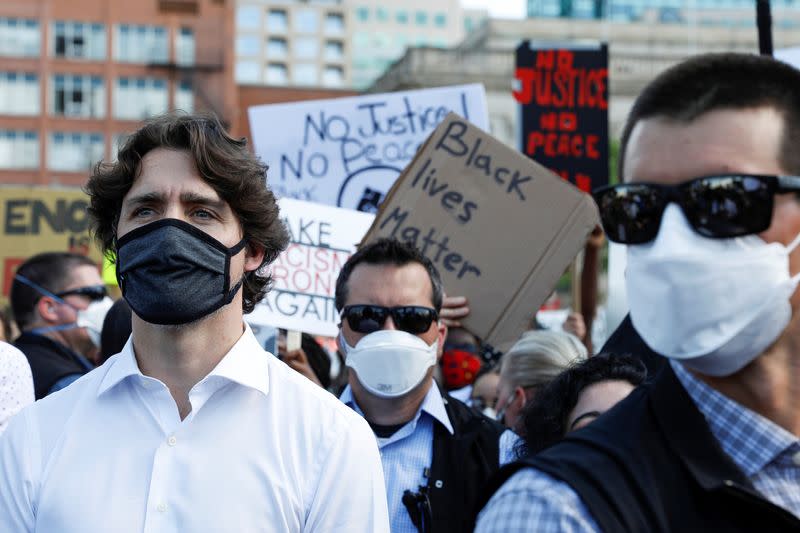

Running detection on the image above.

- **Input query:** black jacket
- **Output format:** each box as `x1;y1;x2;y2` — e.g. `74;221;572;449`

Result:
481;365;800;532
14;332;92;399
422;393;506;533
599;313;666;378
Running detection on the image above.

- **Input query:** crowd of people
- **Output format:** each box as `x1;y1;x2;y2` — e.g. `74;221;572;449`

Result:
1;50;800;532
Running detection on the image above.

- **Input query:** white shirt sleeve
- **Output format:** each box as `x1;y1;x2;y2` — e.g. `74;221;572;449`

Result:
304;412;390;533
0;407;37;533
0;342;35;435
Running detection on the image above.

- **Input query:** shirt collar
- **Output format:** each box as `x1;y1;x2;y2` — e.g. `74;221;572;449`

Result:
671;360;798;476
340;382;455;435
97;323;270;398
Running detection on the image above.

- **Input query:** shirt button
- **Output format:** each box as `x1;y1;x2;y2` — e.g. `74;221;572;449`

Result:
167;435;177;446
792;451;800;466
157;503;167;513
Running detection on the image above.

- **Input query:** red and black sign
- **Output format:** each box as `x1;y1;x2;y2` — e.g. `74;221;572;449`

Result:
515;42;609;192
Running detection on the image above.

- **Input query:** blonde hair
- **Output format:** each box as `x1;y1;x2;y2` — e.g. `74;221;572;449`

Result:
500;330;588;390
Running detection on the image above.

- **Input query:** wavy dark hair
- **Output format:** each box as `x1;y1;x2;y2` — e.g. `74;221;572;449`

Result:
85;113;288;313
516;353;646;458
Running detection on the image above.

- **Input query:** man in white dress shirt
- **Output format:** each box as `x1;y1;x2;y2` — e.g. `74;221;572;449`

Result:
0;113;389;532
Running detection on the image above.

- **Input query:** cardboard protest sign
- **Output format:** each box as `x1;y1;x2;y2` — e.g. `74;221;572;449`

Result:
247;198;375;337
248;84;489;212
515;42;609;192
361;113;599;349
0;187;103;302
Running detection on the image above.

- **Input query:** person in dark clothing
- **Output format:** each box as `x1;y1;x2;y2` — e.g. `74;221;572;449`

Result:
515;353;646;456
598;314;665;378
99;297;132;364
336;238;516;532
10;253;110;399
478;53;800;531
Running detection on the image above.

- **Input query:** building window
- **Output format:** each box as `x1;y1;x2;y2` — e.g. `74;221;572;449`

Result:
415;11;428;25
324;40;344;61
114;77;168;119
0;130;38;170
236;35;260;56
396;11;409;24
0;72;40;116
48;132;104;172
356;7;369;21
176;27;194;66
267;38;288;58
325;13;345;34
52;21;105;60
0;18;40;57
434;13;447;27
294;37;318;59
52;74;105;118
293;63;317;86
265;63;289;85
175;80;193;113
322;66;344;87
236;61;260;83
294;9;318;33
237;5;261;29
267;10;289;33
376;7;389;22
115;25;168;63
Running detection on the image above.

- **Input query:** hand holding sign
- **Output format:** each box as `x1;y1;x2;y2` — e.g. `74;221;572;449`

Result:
362;113;599;350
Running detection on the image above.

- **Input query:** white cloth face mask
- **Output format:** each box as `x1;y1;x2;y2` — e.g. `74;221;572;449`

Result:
626;204;800;377
341;329;438;398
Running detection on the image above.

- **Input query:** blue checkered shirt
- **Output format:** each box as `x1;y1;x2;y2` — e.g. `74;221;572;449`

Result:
475;360;800;532
340;384;519;533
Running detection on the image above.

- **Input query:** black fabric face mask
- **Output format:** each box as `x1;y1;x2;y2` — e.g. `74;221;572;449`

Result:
116;219;247;325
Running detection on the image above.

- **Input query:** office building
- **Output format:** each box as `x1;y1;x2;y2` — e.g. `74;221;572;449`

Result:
528;0;800;27
349;0;466;89
234;0;351;88
0;0;236;187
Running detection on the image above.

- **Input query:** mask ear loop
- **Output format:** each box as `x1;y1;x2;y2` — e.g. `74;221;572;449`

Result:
15;274;81;332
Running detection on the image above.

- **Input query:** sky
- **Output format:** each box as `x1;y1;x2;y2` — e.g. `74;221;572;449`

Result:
461;0;526;18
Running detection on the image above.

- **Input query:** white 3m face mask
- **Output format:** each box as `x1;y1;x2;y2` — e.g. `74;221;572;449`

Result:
76;296;114;348
626;204;800;377
341;329;438;398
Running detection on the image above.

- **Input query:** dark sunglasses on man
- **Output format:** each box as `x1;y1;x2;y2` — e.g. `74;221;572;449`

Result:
340;305;438;335
55;285;108;302
593;174;800;244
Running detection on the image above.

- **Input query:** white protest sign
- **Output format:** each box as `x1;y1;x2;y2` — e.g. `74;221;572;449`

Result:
247;198;375;337
248;84;489;211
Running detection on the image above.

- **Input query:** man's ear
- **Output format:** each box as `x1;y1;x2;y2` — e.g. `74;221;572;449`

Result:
243;241;266;273
36;297;60;323
436;321;448;362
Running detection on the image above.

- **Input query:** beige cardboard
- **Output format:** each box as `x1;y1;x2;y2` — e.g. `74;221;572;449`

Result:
361;113;600;350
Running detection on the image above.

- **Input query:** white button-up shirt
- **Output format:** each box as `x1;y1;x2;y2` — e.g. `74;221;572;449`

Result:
0;326;389;533
0;342;34;435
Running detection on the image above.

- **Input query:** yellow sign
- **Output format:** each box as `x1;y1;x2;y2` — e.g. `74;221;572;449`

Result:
0;186;105;300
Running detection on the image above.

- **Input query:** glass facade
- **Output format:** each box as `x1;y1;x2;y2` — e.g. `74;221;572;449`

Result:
528;0;800;24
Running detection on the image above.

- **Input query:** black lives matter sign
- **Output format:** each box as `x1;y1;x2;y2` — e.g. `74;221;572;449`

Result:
515;43;609;192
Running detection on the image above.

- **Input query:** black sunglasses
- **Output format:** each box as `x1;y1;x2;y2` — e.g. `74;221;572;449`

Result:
341;305;438;335
56;285;108;302
593;174;800;244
